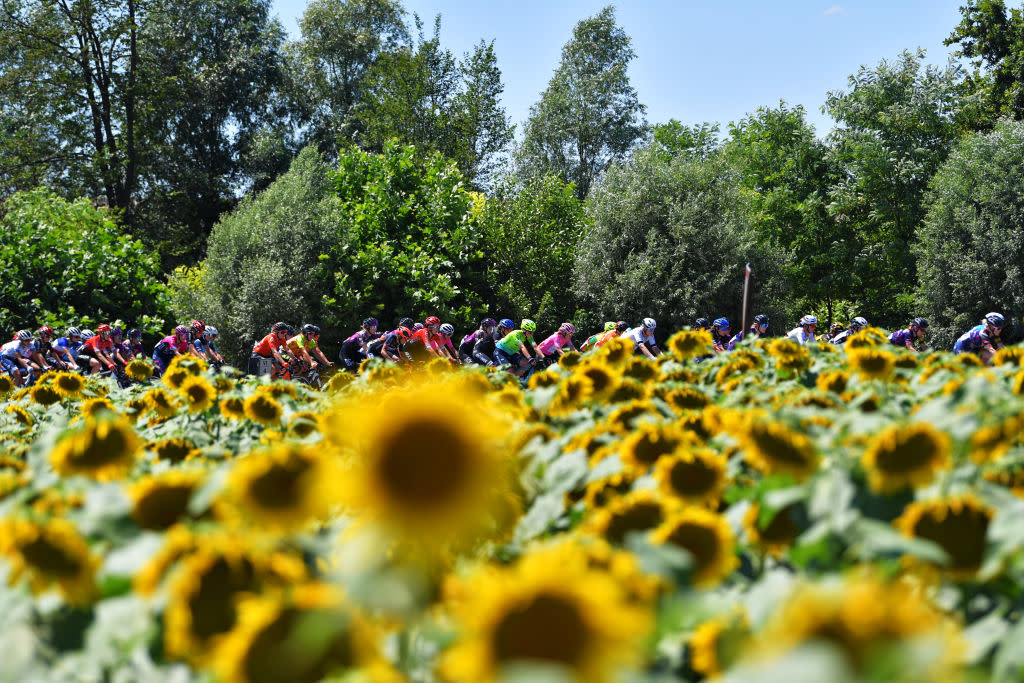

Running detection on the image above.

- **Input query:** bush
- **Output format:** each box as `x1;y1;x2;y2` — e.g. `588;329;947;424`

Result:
0;188;170;339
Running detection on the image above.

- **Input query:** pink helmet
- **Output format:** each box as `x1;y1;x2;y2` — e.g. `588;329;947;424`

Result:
559;322;576;335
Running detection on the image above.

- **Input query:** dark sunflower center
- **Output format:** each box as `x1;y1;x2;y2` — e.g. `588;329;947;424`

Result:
21;537;82;576
663;521;719;575
751;427;810;467
493;593;589;668
671;391;708;410
582;368;613;394
77;427;132;467
604;501;663;545
632;433;681;466
189;557;256;641
243;608;356;683
669;459;717;497
874;433;940;474
250;457;311;509
157;441;194;463
912;508;990;572
376;418;473;509
759;505;799;545
134;484;194;530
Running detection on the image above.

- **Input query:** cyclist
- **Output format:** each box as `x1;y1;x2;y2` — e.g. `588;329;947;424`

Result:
711;318;731;352
625;318;661;359
695;317;711;331
152;325;191;376
368;325;411;364
472;318;512;366
786;315;818;345
728;314;769;350
77;324;119;375
494;319;543;376
187;320;207;360
538;323;578;360
250;322;292;378
438;323;460;363
825;322;845;343
202;328;224;367
32;325;70;372
406;316;444;363
580;322;616;353
51;326;82;372
288;324;333;374
830;317;867;345
340;318;379;372
953;312;1005;363
595;321;630;349
459;318;497;364
889;318;929;352
2;330;38;386
120;329;145;361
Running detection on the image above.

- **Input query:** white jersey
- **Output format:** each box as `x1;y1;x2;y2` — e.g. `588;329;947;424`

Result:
625;327;657;349
1;340;34;359
785;327;816;345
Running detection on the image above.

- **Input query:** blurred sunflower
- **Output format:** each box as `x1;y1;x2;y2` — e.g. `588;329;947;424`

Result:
244;393;283;426
30;383;61;406
123;397;147;421
547;375;594;416
650;507;738;587
325;371;354;393
767;338;811;375
577;537;665;605
607;378;647;403
848;348;896;381
559;350;582;368
663;385;710;412
51;371;86;399
743;503;802;558
0;471;27;501
895;495;993;579
527;367;560;390
666;329;714;361
585;490;668;545
604;400;658;432
213;375;236;393
162;365;191;391
861;423;951;494
654;448;727;507
80;396;116;417
221;444;339;531
0;373;13;396
0;516;99;605
714;359;755;388
213;583;391;683
219;396;246;420
621;358;659;383
150;437;201;464
844;327;889;349
440;542;650;683
1014;370;1024;396
815;369;850;394
257;382;299;401
179;374;217;413
50;415;141;481
145;387;180;417
893;353;919;370
969;418;1019;464
619;423;694;471
128;470;204;531
288;410;321;438
689;612;749;679
679;409;721;443
660;366;700;384
6;404;33;428
577;363;622;400
739;419;819;481
984;467;1024;498
582;470;639;508
957;353;983;368
599;337;635;365
125;358;154;381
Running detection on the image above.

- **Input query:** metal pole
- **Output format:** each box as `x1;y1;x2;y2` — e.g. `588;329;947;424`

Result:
741;263;751;337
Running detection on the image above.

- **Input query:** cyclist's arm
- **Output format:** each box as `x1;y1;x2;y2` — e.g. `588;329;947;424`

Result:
637;342;656;360
313;347;332;366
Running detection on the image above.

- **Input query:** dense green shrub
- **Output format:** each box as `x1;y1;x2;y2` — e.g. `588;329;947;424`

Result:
0;188;170;338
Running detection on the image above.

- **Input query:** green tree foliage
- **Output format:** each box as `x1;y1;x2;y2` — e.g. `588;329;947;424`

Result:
946;0;1024;122
358;17;513;188
475;174;586;330
725;102;854;325
916;119;1024;347
650;120;721;160
575;144;790;334
518;5;646;200
193;143;484;364
0;189;170;335
824;50;976;326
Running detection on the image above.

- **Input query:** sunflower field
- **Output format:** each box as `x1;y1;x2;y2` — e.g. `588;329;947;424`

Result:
3;331;1024;683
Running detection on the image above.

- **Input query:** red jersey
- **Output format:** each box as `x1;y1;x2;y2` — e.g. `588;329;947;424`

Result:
252;333;283;356
81;335;114;356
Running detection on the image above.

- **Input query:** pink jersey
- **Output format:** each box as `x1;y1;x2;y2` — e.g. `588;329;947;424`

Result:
538;332;571;354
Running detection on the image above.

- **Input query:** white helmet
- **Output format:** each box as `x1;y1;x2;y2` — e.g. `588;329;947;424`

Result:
642;317;656;330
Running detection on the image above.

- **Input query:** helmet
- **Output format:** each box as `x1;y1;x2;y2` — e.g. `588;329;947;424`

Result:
66;326;82;338
399;317;415;329
15;329;32;341
911;317;930;329
301;324;320;336
753;314;769;326
713;317;730;330
414;323;425;330
38;325;53;338
642;317;657;330
984;312;1005;328
481;317;497;328
362;318;378;328
112;327;123;337
190;320;205;334
521;319;537;332
97;323;112;333
603;321;616;332
81;329;94;339
829;322;845;335
559;322;576;335
695;317;710;329
499;318;515;330
128;328;142;339
203;327;217;339
799;315;818;326
851;316;868;330
174;325;189;337
272;322;290;333
615;321;630;332
440;323;455;336
425;316;441;327
396;328;412;342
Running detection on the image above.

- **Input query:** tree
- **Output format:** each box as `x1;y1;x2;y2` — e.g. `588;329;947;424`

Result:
518;5;646;200
725;102;854;325
824;50;976;326
946;0;1024;123
284;0;409;156
650;120;721;160
916;119;1024;347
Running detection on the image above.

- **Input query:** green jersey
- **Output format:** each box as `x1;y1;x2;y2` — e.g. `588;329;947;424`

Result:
287;334;318;351
495;329;531;354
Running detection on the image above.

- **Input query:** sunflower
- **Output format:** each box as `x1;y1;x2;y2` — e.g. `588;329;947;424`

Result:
257;382;299;401
984;467;1024;498
714;359;755;388
654;448;727;507
128;470;204;531
755;573;963;677
1013;370;1024;396
666;329;714;361
178;375;217;413
582;471;639;508
743;503;802;557
79;396;116;417
847;348;896;381
598;337;635;366
689;612;749;679
650;507;738;587
969;418;1019;464
0;470;28;501
145;387;180;417
895;495;993;578
288;410;321;438
619;423;694;471
585;490;668;545
861;423;951;494
957;353;983;368
844;327;889;349
815;369;850;394
30;383;61;406
327;380;518;550
621;358;659;383
213;584;389;683
607;378;647;403
243;393;283;426
6;404;33;429
660;366;700;384
767;338;811;375
577;363;621;400
50;415;141;481
325;372;354;393
220;444;340;531
149;437;201;464
51;371;86;399
893;352;919;370
125;358;154;381
440;542;650;683
218;396;246;420
547;375;594;416
576;537;665;606
662;385;710;412
559;351;582;368
0;516;99;605
603;400;658;432
0;373;13;396
738;419;819;481
162;365;191;391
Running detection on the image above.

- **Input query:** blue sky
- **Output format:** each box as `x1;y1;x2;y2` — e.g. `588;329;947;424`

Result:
270;0;968;137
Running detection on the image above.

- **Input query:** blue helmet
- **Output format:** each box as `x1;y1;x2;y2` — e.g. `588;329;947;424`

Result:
984;312;1005;328
499;318;514;330
799;315;818;326
712;317;730;330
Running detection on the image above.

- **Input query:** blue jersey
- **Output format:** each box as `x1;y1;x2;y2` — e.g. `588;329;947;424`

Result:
191;338;206;354
954;325;998;354
55;337;83;355
889;329;914;348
